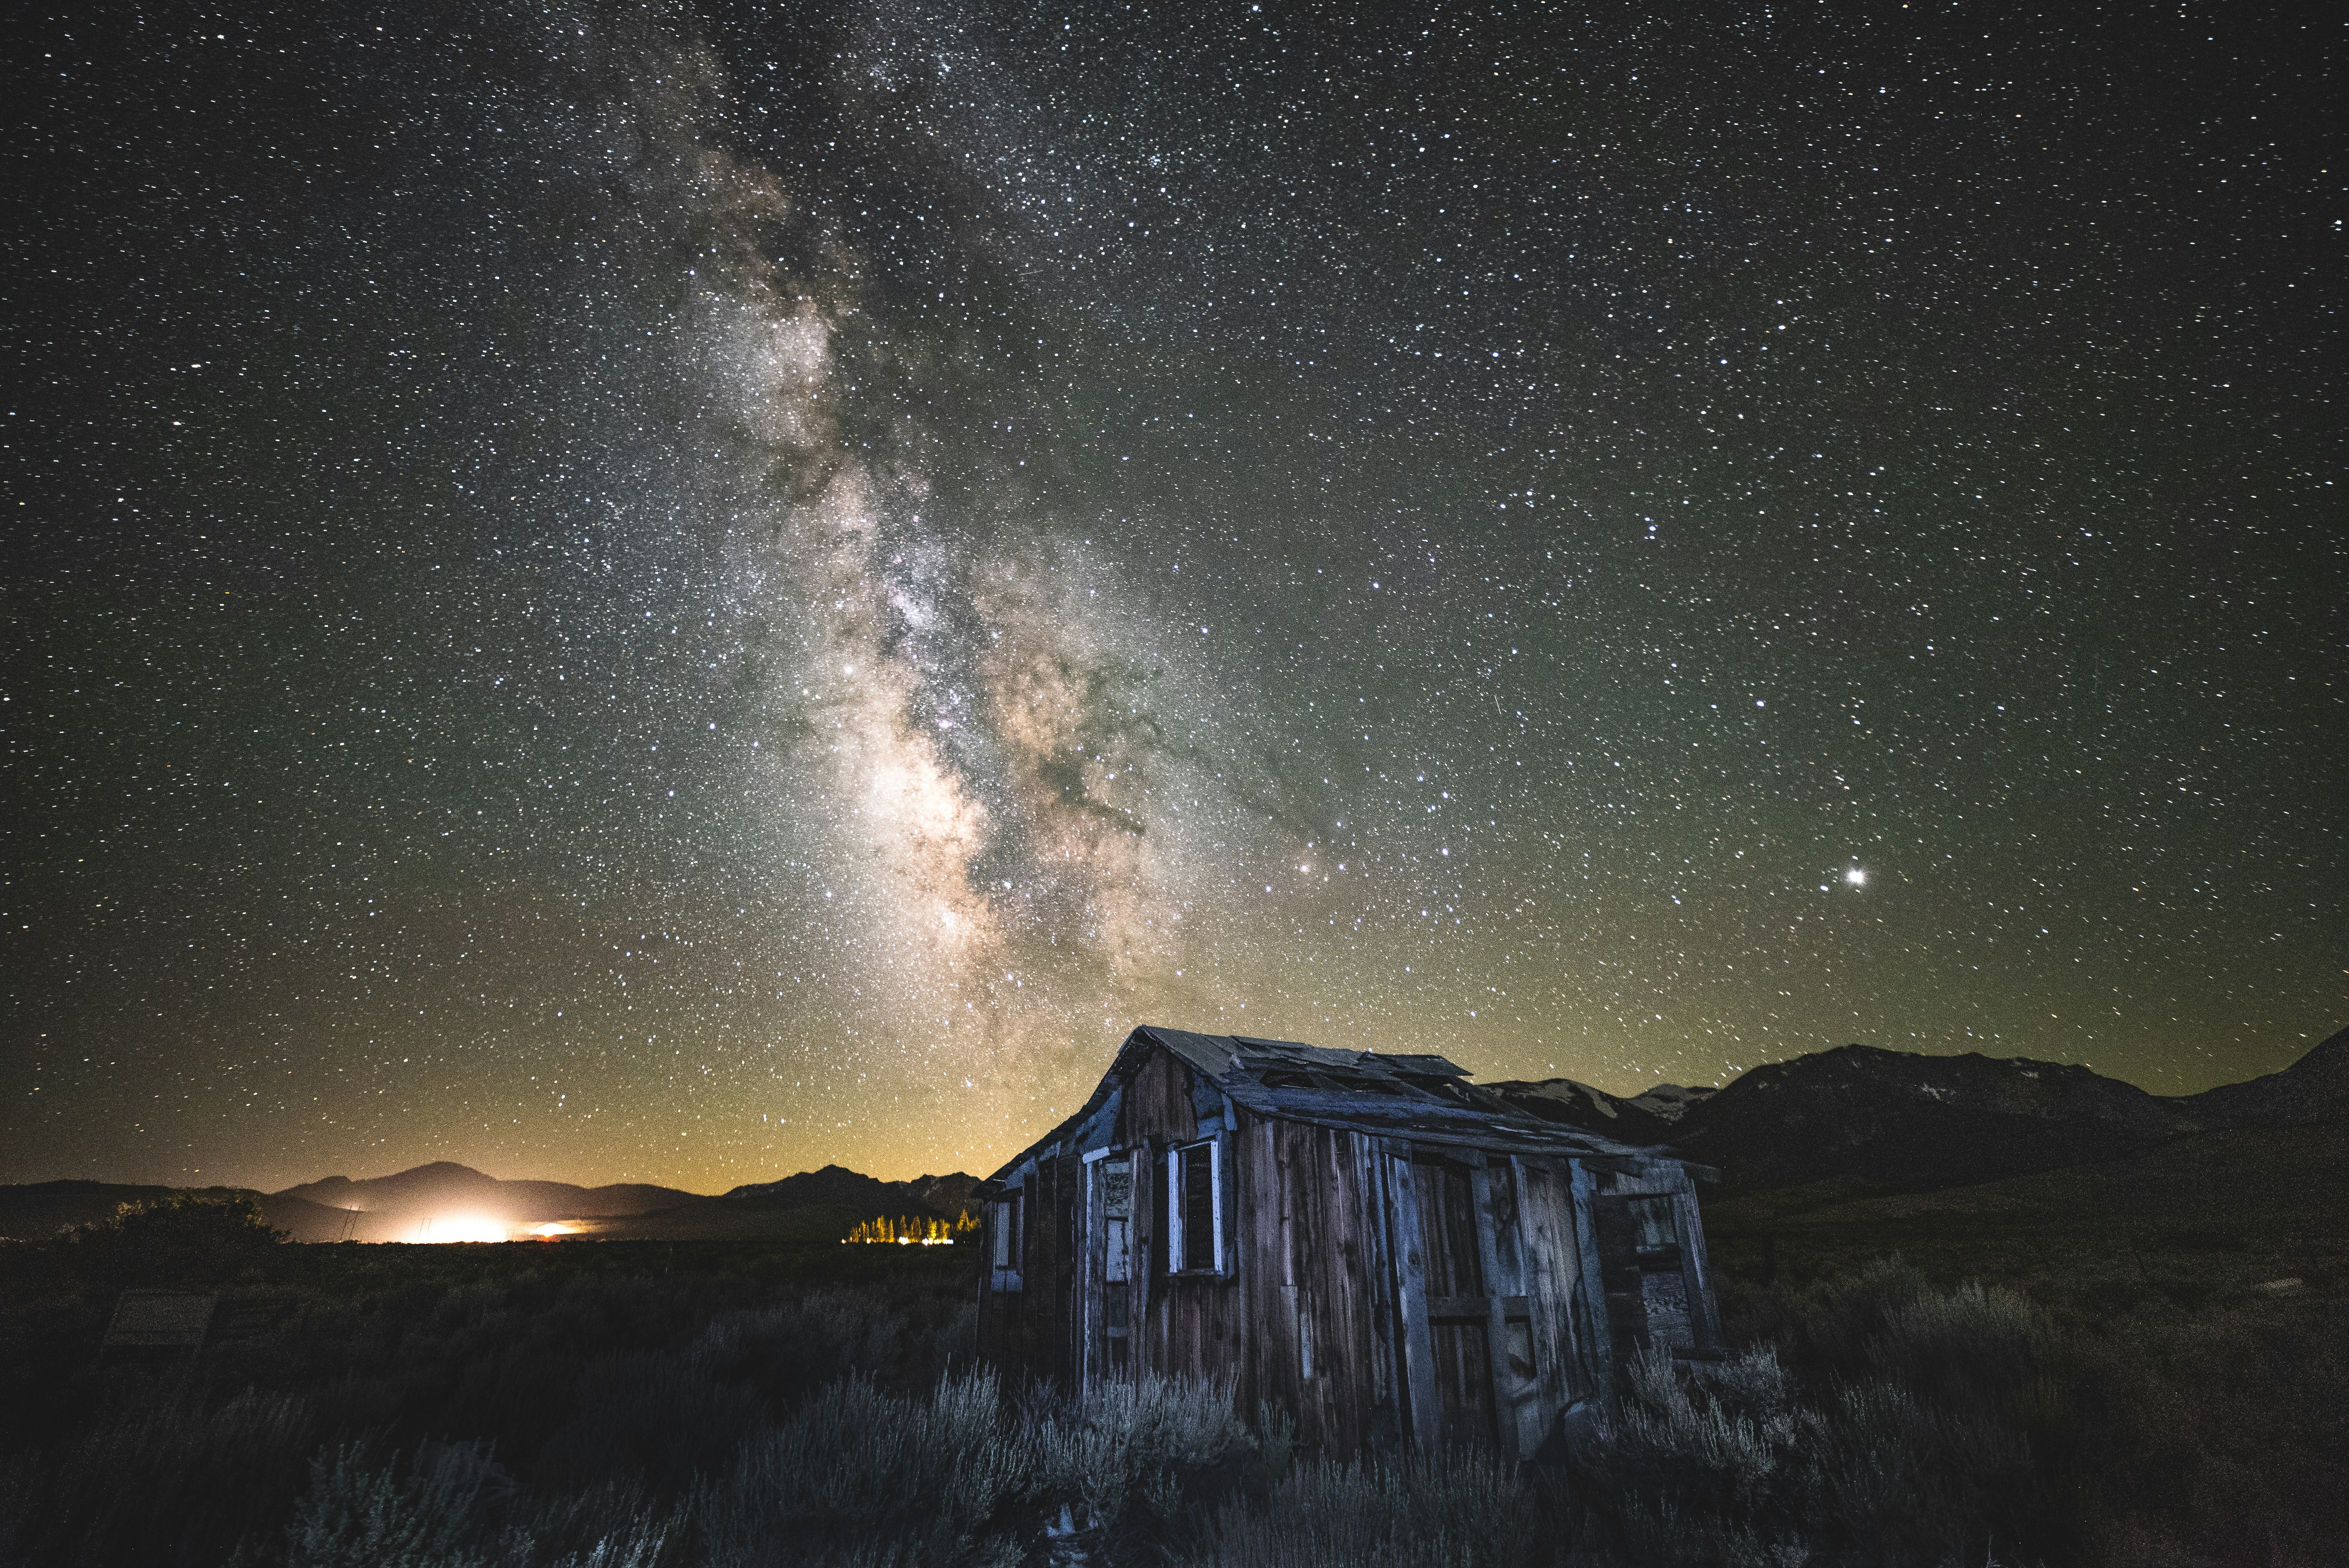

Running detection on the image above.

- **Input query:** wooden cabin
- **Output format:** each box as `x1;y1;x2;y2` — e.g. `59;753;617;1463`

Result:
975;1026;1724;1459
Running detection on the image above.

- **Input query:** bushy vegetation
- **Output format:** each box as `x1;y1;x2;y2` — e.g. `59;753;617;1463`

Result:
55;1192;290;1290
1559;1268;2055;1567
0;1193;2340;1567
0;1227;985;1567
1700;1129;2349;1565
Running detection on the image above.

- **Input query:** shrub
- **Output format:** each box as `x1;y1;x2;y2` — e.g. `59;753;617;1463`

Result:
0;1245;2121;1568
688;1366;1027;1568
0;1383;316;1568
1029;1372;1251;1531
533;1343;766;1492
62;1193;288;1289
1187;1448;1534;1568
282;1438;506;1568
1561;1272;2053;1568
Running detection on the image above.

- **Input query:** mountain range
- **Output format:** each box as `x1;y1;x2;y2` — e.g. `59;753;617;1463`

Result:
1488;1024;2349;1191
278;1163;697;1221
0;1160;984;1244
3;1029;2339;1241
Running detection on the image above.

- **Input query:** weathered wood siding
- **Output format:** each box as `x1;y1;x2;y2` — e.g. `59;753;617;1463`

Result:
1121;1050;1245;1386
1473;1160;1544;1458
1117;1046;1200;1147
975;1150;1083;1386
1235;1116;1400;1457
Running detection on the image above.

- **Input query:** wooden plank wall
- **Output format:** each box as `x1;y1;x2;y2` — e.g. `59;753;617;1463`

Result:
1237;1117;1401;1457
975;1185;1018;1368
976;1151;1083;1387
1567;1159;1620;1403
1118;1047;1200;1148
1588;1159;1722;1364
1473;1161;1546;1459
1120;1049;1247;1391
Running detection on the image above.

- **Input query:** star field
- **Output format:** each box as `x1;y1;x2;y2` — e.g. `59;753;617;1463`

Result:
4;0;2340;1188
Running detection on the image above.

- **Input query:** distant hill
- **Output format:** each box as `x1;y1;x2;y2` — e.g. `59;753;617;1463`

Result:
899;1171;984;1215
276;1162;695;1221
0;1159;985;1244
1664;1045;2194;1190
2183;1026;2349;1129
7;1030;2337;1240
1488;1026;2347;1193
582;1165;979;1243
722;1163;903;1210
721;1164;982;1218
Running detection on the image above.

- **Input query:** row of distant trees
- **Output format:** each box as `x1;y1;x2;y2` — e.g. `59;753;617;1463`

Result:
842;1211;979;1245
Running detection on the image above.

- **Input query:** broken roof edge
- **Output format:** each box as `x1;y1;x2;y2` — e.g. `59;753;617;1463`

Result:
982;1024;1682;1182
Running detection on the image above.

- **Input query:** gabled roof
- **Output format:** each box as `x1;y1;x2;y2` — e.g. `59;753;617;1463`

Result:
989;1025;1674;1181
1132;1026;1658;1158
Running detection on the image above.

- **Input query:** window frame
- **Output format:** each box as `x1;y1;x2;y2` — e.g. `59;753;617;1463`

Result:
1164;1135;1228;1277
989;1191;1024;1292
1101;1151;1134;1284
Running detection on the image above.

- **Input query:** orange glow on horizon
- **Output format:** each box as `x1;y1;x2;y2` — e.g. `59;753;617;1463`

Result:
415;1213;511;1243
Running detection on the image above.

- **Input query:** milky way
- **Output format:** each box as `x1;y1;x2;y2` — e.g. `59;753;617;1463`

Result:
7;0;2340;1187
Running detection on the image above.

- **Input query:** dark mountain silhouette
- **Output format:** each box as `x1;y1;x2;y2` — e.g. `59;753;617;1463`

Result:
899;1171;984;1213
276;1162;695;1220
573;1165;979;1242
2184;1025;2349;1129
721;1164;981;1217
1665;1045;2195;1190
1488;1027;2346;1193
722;1162;900;1209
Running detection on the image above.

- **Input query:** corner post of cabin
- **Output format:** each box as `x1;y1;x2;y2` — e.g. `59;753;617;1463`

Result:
1213;1115;1235;1280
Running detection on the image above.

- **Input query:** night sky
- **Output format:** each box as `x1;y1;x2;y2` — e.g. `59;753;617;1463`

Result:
6;0;2340;1190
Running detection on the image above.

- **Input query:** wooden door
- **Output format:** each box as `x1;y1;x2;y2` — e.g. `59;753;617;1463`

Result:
1383;1149;1566;1456
1475;1161;1549;1459
1380;1153;1499;1449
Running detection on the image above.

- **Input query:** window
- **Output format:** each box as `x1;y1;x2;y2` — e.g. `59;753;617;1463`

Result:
990;1194;1024;1290
1103;1156;1133;1284
1626;1193;1680;1250
1165;1138;1225;1274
